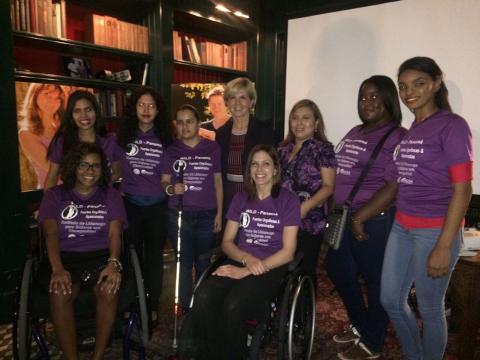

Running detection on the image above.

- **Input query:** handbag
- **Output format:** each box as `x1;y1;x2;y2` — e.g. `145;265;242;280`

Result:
325;126;397;250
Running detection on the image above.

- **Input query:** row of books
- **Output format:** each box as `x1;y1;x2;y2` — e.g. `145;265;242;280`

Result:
173;31;247;71
85;14;149;54
94;88;132;126
10;0;67;38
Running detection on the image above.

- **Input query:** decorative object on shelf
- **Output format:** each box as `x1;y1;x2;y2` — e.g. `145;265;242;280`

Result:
113;69;132;82
95;70;114;81
63;56;92;79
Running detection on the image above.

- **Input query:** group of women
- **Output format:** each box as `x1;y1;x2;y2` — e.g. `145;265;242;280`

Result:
35;55;472;360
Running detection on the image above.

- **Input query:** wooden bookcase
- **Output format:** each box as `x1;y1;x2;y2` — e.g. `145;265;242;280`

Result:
171;8;257;84
0;0;261;323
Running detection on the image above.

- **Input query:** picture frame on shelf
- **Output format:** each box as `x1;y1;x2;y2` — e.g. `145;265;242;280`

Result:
63;56;93;79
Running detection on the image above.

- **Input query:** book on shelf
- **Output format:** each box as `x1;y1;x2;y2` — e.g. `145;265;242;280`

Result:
11;0;66;38
173;31;247;71
85;13;149;53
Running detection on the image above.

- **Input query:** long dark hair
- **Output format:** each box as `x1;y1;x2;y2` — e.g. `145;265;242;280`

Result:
358;75;402;125
398;57;452;112
244;144;281;200
282;99;329;146
60;142;110;189
117;86;173;148
47;90;103;158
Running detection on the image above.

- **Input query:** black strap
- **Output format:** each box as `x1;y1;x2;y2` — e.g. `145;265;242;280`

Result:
345;125;397;206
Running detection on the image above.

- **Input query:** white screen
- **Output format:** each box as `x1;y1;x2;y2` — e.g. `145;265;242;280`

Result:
285;0;479;193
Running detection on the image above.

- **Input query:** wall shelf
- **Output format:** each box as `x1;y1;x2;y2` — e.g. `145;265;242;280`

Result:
173;59;248;76
13;30;152;60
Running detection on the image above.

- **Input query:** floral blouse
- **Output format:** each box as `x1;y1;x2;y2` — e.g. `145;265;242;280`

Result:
278;138;337;235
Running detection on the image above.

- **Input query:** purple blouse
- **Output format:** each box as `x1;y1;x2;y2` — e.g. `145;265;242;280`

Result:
278;138;337;235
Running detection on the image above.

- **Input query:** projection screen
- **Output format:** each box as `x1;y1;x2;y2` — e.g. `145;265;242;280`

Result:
285;0;479;193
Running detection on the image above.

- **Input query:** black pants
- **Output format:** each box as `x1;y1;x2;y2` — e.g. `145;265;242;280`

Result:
124;198;167;307
190;260;286;359
296;229;323;289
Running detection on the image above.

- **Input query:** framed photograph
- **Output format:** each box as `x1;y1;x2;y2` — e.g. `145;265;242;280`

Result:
16;82;93;192
63;56;93;78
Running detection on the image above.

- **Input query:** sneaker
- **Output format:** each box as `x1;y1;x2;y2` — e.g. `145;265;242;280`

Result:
338;339;380;360
333;324;361;344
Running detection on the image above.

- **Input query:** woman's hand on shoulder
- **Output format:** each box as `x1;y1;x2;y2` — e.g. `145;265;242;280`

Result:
98;263;122;294
49;269;72;295
213;264;249;279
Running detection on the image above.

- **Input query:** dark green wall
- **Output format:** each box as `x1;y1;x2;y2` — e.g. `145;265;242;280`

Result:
0;0;30;323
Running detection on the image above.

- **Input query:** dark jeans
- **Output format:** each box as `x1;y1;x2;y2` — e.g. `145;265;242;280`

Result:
124;198;167;308
296;230;323;290
190;260;287;359
325;207;395;352
168;208;216;310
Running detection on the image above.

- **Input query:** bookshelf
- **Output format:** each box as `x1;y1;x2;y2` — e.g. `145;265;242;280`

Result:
0;0;262;323
171;9;257;83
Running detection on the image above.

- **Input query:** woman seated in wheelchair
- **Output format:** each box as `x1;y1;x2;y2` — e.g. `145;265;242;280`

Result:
186;144;301;359
38;142;126;360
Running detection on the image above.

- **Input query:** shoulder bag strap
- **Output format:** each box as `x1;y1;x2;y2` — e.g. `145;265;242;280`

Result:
345;125;397;206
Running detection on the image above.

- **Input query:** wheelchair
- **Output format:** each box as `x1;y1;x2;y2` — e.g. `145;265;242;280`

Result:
180;251;316;360
12;222;150;360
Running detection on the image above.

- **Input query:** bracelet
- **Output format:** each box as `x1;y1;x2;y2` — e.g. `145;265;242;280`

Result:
107;257;123;273
351;217;362;224
165;184;174;196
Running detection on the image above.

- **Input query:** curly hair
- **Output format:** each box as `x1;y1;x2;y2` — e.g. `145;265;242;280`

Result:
117;86;173;149
244;144;281;200
60;142;110;189
48;90;103;159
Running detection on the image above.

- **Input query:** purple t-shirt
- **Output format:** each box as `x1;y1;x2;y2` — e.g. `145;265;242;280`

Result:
161;138;221;211
394;110;473;217
279;138;337;235
48;134;119;165
226;188;301;260
118;129;165;196
39;185;127;252
334;123;407;211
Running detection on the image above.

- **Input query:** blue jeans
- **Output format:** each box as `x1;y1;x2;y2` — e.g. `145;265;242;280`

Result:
168;208;216;310
325;207;394;351
380;221;462;360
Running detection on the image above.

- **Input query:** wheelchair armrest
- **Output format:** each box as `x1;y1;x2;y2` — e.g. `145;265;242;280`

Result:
288;252;304;272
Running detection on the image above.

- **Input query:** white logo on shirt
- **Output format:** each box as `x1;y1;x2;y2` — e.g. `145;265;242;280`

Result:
240;212;251;228
61;204;79;220
127;143;139;156
173;159;187;173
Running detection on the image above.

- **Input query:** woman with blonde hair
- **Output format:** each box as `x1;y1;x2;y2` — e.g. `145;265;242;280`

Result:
18;83;65;188
216;77;273;209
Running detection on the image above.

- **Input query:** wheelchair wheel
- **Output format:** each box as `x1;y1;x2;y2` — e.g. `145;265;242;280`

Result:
129;245;150;346
277;272;299;359
287;276;315;360
15;257;33;360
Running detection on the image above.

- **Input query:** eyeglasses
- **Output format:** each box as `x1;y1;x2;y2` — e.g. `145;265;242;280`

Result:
78;162;102;172
137;102;157;111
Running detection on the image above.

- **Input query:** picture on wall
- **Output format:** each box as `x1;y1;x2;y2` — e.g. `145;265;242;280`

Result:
16;81;93;192
171;83;230;141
